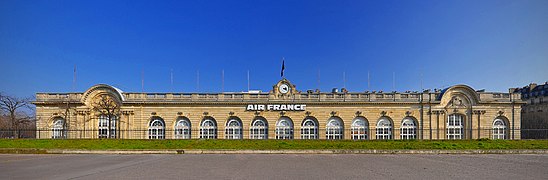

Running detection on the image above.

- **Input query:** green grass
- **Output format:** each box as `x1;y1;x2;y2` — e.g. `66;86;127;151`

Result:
0;139;547;150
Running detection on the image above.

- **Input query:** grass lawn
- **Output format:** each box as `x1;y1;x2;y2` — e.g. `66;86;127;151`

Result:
0;139;547;150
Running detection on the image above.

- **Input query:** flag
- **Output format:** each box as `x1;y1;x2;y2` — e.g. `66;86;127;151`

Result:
281;58;285;77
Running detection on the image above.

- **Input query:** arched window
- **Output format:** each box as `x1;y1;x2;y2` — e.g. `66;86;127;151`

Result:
492;119;507;139
51;118;66;139
447;114;464;139
225;118;242;139
148;118;165;139
200;118;217;139
326;117;343;139
351;117;368;140
400;118;417;140
301;118;318;139
275;117;293;139
174;117;191;139
250;117;268;139
98;114;117;139
376;118;392;140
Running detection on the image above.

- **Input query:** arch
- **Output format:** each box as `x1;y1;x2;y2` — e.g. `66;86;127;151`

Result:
492;116;509;139
98;114;118;139
200;117;217;139
301;116;319;139
351;116;369;140
174;116;191;139
275;116;294;139
326;116;344;140
447;113;465;139
51;117;66;139
400;117;418;140
81;84;125;106
225;116;243;139
250;116;268;139
439;85;480;106
148;117;165;139
376;116;393;140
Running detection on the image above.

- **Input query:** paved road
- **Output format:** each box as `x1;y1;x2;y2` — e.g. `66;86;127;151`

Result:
0;154;546;180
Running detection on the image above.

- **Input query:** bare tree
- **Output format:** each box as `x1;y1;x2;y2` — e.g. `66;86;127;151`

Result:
0;93;34;138
55;96;77;138
90;94;120;139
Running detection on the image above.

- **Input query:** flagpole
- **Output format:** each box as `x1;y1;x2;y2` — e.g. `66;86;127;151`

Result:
343;71;346;89
141;69;144;93
281;57;285;78
367;70;370;90
393;72;396;92
317;68;320;91
73;65;76;92
247;70;250;92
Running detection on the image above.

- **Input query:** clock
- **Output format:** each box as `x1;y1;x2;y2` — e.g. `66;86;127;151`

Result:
279;83;290;94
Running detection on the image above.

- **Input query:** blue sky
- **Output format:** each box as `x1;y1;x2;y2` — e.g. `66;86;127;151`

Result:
1;0;547;97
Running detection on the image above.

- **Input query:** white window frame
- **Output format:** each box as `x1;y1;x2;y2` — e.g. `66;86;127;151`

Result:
351;117;368;140
301;118;318;139
148;119;165;139
326;117;343;140
225;118;242;139
492;119;507;140
376;118;392;140
250;118;268;139
400;118;417;140
447;114;464;139
174;117;191;139
275;117;293;139
98;115;117;139
200;119;217;139
51;118;66;139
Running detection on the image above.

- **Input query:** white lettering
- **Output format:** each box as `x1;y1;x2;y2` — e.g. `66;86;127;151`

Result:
247;104;306;111
246;104;254;111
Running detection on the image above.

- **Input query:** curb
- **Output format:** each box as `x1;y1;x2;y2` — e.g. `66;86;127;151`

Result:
1;149;543;154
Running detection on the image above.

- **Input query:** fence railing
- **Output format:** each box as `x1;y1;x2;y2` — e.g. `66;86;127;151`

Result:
1;128;547;140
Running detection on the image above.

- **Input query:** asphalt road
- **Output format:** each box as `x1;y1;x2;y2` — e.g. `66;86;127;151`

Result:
0;154;546;180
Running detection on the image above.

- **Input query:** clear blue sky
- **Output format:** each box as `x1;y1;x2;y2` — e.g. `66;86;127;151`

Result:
1;0;547;97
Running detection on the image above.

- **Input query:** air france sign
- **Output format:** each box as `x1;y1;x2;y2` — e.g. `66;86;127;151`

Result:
246;104;306;111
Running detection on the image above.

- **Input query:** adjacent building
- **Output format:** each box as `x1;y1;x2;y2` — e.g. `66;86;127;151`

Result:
513;82;548;139
33;79;523;140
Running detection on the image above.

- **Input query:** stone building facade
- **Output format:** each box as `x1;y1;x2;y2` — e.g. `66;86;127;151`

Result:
33;79;523;140
513;82;548;139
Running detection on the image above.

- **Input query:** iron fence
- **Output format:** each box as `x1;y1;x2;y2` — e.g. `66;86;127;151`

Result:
1;128;547;140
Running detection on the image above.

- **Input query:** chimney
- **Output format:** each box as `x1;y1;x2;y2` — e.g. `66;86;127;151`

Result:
529;83;537;91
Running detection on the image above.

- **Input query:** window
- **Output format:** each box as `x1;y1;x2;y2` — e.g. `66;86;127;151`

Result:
148;118;165;139
98;115;117;139
492;119;507;139
200;118;217;139
447;114;464;139
174;117;191;139
326;117;343;139
376;118;392;139
51;118;66;139
400;118;417;139
351;117;368;140
225;118;242;139
275;117;293;139
301;118;318;139
250;117;268;139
